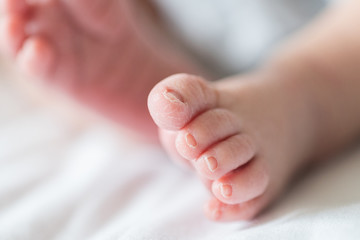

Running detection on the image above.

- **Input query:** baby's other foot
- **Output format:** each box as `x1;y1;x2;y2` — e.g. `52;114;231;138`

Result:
0;0;200;139
148;73;315;221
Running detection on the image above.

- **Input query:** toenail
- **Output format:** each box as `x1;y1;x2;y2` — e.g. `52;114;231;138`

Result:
163;89;184;103
220;184;232;198
205;156;218;172
185;133;197;148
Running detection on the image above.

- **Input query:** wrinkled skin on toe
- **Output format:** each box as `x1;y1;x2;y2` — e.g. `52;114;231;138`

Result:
148;73;314;221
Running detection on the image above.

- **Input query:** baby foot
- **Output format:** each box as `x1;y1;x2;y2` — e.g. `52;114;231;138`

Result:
0;0;199;139
148;73;316;221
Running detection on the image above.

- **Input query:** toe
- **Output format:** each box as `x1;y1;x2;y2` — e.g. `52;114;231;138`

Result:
148;74;218;130
17;36;55;78
175;108;240;160
0;0;27;14
204;197;268;222
212;159;269;205
159;129;193;170
0;15;26;56
194;134;256;180
198;174;213;191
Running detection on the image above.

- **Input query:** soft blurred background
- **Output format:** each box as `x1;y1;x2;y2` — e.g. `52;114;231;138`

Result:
1;0;360;239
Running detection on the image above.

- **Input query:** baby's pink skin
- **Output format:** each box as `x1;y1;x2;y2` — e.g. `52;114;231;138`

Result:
148;73;314;221
0;0;199;140
148;0;360;222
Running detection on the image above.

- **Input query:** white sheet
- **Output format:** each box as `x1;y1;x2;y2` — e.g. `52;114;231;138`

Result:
1;58;360;240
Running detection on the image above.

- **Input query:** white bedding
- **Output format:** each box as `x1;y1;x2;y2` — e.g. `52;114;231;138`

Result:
1;58;360;240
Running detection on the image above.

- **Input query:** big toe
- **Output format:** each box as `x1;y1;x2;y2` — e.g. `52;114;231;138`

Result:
148;73;218;131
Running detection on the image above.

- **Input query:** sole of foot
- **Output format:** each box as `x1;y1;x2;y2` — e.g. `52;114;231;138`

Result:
0;0;202;141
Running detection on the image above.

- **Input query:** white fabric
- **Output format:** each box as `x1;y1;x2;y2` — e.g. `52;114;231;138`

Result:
0;1;358;238
1;60;360;239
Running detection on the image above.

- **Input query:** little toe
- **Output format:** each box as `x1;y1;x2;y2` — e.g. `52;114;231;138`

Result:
194;134;256;180
204;197;268;222
212;159;269;205
17;36;56;78
0;15;26;56
175;108;240;160
148;74;218;130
